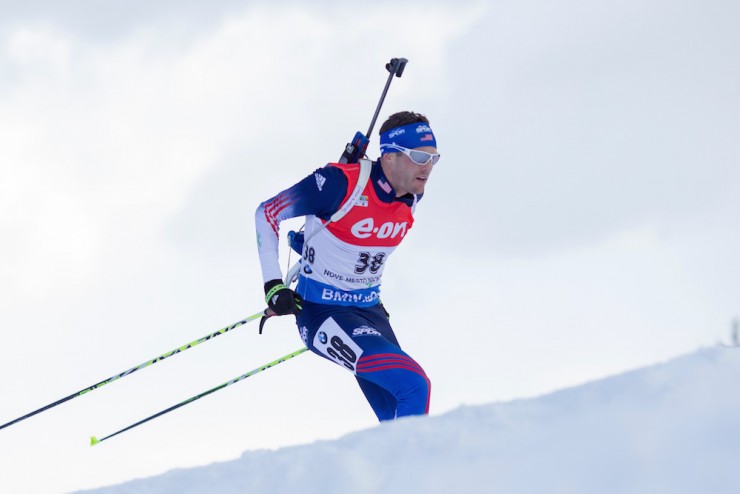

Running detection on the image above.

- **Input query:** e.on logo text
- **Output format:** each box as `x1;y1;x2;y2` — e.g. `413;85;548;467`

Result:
351;218;408;239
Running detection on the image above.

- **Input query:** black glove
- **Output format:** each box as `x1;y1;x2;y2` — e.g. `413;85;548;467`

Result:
264;279;303;316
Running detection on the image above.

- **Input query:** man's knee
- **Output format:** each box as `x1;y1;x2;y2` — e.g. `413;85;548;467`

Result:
397;369;430;415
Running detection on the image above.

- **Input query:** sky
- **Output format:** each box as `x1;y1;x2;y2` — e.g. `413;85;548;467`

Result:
0;0;738;492
74;346;740;493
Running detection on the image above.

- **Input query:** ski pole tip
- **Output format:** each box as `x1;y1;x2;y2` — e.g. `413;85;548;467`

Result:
90;436;101;447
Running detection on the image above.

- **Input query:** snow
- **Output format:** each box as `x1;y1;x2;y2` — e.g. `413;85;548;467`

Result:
71;346;740;494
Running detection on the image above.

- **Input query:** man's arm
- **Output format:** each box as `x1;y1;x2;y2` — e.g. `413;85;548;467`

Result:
255;166;348;283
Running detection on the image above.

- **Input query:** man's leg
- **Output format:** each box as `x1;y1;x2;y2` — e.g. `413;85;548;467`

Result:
355;377;397;421
297;302;431;420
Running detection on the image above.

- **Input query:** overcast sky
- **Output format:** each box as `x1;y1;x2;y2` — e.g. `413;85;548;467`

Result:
1;1;738;493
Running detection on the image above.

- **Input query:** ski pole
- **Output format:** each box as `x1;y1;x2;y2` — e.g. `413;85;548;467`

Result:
367;57;408;137
90;346;309;445
0;310;267;431
282;58;410;286
338;57;408;164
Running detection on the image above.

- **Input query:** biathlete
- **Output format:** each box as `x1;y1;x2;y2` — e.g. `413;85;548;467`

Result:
255;111;440;421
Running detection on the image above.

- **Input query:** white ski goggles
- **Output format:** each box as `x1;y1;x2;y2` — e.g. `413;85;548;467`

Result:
380;144;441;166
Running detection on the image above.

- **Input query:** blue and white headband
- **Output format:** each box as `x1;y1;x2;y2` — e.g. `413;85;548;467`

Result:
379;121;437;155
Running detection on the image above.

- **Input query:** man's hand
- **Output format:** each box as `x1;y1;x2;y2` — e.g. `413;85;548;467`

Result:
264;280;303;316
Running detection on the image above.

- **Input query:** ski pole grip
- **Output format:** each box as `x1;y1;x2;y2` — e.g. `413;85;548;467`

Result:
387;58;408;77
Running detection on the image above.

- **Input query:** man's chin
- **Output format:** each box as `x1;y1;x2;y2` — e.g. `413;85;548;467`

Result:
414;181;428;194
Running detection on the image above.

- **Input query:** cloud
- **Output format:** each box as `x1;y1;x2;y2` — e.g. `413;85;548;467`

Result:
430;0;740;256
0;0;487;328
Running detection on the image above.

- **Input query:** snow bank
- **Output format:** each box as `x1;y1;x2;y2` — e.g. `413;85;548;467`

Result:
72;346;740;494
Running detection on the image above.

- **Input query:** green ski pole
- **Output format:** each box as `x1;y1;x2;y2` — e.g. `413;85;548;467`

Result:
91;346;309;445
1;311;267;431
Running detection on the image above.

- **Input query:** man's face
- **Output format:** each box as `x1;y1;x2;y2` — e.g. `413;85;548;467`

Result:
382;145;438;197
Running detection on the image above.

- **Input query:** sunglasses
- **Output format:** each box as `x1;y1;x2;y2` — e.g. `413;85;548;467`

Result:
381;144;441;166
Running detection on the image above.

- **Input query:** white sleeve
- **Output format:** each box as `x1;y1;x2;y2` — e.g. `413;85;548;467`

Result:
254;166;349;284
255;202;285;283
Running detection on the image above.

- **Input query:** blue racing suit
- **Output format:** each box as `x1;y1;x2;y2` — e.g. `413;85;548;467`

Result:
255;161;430;421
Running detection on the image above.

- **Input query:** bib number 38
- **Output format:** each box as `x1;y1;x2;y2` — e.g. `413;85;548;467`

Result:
313;317;363;373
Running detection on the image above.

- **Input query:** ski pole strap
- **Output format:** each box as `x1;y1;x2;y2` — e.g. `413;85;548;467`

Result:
265;283;288;304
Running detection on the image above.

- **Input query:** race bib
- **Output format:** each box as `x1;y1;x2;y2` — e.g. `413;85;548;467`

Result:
312;317;363;373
